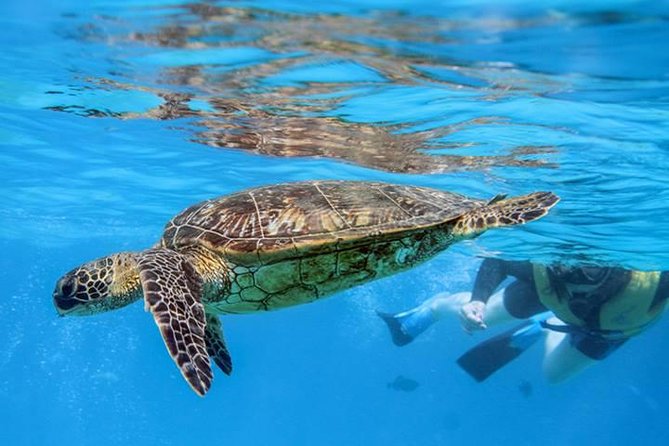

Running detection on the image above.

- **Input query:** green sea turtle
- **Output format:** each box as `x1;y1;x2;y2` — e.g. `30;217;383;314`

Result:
53;180;558;396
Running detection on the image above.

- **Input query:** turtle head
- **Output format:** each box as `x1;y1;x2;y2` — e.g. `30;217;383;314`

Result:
53;252;142;316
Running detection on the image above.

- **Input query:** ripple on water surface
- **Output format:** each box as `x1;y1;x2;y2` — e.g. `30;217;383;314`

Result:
2;0;669;270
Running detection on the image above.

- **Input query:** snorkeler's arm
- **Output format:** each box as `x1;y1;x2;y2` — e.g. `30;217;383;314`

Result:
470;258;533;303
461;259;533;332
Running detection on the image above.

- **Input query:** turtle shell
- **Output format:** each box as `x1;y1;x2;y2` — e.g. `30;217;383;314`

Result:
161;180;483;266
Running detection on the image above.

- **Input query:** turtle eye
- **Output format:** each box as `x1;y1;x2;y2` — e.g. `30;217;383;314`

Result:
59;276;76;297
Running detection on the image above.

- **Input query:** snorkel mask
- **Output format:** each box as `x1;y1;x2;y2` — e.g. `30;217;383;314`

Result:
548;265;617;320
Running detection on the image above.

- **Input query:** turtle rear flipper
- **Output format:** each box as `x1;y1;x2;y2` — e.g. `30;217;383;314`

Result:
453;191;559;236
137;249;213;396
205;314;233;375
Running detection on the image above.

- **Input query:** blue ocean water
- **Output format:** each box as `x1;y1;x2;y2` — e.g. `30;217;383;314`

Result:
1;0;669;445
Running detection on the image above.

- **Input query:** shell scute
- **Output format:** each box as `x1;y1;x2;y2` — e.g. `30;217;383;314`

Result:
162;181;480;264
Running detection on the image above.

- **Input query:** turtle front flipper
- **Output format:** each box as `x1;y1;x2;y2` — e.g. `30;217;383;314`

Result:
136;249;213;396
453;191;559;236
205;314;233;375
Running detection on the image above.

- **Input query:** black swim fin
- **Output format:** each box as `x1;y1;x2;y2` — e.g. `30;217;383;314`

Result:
457;314;549;382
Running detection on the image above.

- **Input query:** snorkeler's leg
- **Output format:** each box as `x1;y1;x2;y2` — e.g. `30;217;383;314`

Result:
377;292;471;346
426;291;472;320
542;319;597;383
478;288;516;327
379;279;547;344
481;280;548;328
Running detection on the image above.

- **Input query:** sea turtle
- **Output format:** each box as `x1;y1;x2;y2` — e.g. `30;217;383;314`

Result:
53;180;558;396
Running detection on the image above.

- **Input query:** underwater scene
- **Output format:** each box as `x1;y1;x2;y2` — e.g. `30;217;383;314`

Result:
2;0;669;444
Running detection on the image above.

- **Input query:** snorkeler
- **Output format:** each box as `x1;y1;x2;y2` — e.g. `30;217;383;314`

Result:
377;258;669;382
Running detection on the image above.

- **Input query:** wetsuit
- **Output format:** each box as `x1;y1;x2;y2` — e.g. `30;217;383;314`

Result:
470;258;669;359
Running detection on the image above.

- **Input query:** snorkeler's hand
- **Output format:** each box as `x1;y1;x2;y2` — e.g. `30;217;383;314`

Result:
460;301;488;333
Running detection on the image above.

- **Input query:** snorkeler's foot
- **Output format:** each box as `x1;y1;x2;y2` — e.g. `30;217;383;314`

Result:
377;311;415;346
377;306;436;346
